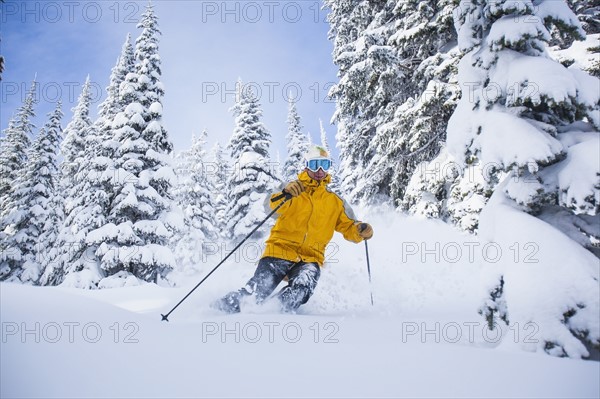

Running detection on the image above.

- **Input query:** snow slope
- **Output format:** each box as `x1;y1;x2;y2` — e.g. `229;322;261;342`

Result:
1;212;599;398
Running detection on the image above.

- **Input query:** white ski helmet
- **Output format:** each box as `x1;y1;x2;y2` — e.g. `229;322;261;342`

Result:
304;145;332;173
304;145;330;162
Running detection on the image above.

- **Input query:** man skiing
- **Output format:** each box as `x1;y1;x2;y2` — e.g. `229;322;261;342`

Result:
213;145;373;313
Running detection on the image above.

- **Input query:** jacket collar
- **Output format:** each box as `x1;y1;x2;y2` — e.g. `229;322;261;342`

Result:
298;170;331;190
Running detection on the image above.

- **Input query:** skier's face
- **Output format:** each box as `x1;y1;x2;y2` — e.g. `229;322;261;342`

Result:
306;167;328;181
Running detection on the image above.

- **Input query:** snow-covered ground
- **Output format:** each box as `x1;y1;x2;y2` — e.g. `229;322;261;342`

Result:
1;211;599;398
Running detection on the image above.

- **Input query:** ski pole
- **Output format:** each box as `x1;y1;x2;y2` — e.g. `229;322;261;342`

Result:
161;193;292;321
360;223;374;306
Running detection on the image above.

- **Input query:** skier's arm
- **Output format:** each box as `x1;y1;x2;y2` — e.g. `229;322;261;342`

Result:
264;183;293;215
335;198;363;243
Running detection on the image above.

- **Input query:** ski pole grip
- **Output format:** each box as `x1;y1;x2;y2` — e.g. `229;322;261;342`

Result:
271;191;292;203
359;223;368;232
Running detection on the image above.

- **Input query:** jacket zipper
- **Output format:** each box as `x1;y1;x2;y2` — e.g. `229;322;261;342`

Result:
299;181;316;259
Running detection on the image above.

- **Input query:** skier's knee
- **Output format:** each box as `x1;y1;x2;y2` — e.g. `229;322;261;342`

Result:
278;283;314;312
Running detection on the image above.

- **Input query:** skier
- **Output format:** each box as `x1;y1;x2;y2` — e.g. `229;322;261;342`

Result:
213;145;373;313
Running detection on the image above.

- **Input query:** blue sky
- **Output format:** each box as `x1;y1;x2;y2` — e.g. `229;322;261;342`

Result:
0;0;339;160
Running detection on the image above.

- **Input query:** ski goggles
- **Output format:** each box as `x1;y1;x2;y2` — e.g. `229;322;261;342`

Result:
306;158;332;172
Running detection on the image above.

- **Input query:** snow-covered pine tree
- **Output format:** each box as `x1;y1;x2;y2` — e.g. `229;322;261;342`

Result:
319;119;340;191
367;0;460;207
566;0;600;78
134;3;172;155
325;0;461;207
29;104;64;283
55;35;136;287
44;36;136;288
208;142;229;236
171;130;219;270
450;0;599;358
188;130;218;240
282;98;309;181
340;0;405;205
47;35;135;289
60;76;94;197
37;189;65;286
403;145;493;232
96;33;135;148
0;80;36;279
0;103;63;283
450;0;598;225
567;0;600;34
47;36;138;288
94;3;180;286
325;0;389;204
318;119;332;157
224;80;277;241
0;80;36;219
43;79;105;288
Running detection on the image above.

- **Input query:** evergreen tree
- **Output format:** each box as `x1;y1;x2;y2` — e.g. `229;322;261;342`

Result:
406;0;599;232
567;0;600;34
319;120;332;156
45;37;136;287
449;0;598;358
402;149;461;221
325;0;392;204
1;103;63;283
282;99;309;180
95;3;179;285
209;142;229;236
171;131;219;270
319;119;340;191
49;35;135;289
224;80;277;241
47;36;138;287
133;3;172;154
369;0;460;206
44;79;104;288
38;190;65;285
97;33;135;146
178;130;219;239
449;0;593;218
567;0;600;78
0;80;36;219
325;0;460;206
60;76;94;195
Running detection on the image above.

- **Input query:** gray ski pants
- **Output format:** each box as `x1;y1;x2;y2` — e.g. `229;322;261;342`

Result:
243;256;321;312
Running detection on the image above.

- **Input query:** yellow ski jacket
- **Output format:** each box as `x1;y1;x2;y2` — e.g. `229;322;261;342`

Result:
262;171;364;266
